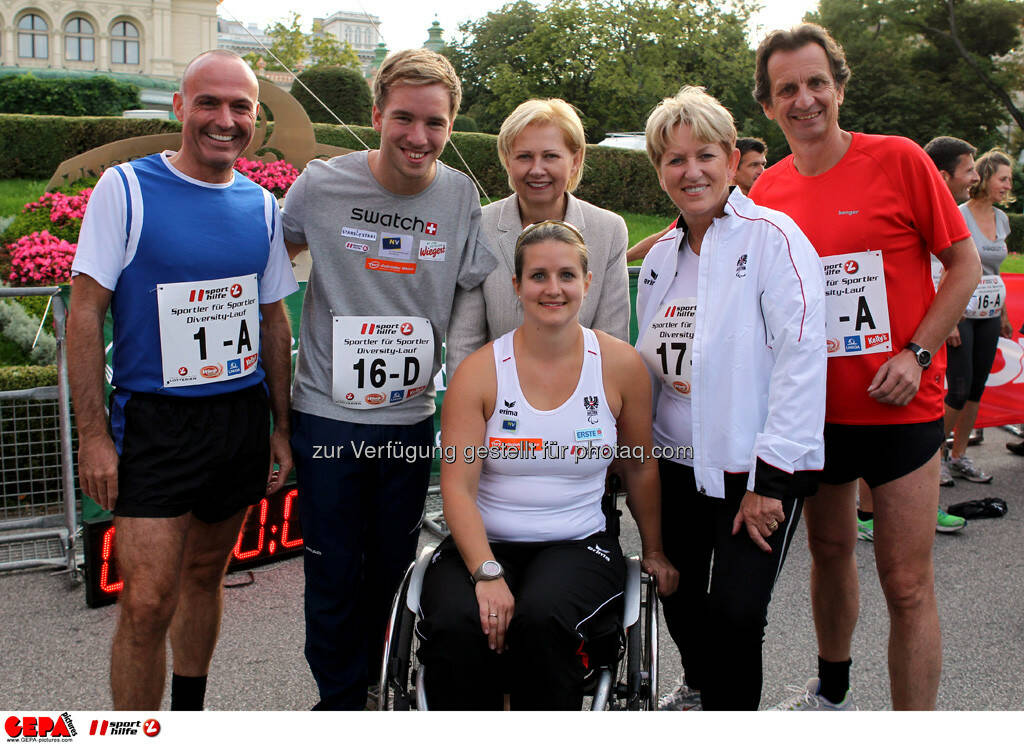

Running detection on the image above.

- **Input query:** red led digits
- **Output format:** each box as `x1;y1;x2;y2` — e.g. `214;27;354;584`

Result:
279;488;303;549
232;498;268;560
99;525;124;594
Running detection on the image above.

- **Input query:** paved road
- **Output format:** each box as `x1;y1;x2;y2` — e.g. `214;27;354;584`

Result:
2;429;1022;711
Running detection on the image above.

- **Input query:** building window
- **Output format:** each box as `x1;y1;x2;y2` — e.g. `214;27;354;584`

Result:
65;18;94;61
18;14;48;59
111;21;139;65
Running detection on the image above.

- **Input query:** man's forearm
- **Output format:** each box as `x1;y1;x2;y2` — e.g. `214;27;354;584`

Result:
261;305;293;432
915;241;981;352
67;304;111;439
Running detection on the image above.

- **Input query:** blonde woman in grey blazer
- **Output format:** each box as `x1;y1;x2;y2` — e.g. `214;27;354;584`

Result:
446;99;630;376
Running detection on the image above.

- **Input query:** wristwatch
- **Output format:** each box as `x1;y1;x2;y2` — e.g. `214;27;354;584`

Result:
904;342;932;368
471;560;504;583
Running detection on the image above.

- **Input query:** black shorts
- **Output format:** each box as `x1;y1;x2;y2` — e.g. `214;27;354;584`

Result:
821;418;943;488
109;384;270;522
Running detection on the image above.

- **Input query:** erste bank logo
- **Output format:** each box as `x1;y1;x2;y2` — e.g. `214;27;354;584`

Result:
4;714;76;739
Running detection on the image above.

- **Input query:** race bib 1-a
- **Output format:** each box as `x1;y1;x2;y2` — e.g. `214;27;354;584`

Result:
964;275;1006;319
638;298;695;396
156;274;260;388
332;316;434;408
822;251;892;357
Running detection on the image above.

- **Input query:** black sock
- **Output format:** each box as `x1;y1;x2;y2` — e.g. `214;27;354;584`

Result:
857;509;873;521
171;673;208;711
817;656;851;705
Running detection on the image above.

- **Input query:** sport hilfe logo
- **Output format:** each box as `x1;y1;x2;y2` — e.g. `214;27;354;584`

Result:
843;260;859;274
230;284;243;298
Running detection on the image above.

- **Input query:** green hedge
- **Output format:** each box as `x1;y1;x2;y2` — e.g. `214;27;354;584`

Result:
0;365;58;390
0;74;140;117
291;67;372;126
0;114;675;216
1008;214;1024;255
0;114;181;179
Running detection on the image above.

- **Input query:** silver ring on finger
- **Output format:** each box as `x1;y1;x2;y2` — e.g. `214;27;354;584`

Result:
488;613;498;618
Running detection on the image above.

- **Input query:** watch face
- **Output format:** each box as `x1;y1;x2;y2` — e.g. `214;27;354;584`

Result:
481;560;501;578
918;350;931;366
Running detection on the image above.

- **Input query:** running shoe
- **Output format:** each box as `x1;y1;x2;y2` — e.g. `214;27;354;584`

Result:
857;517;874;542
939;457;955;488
936;507;966;533
770;677;856;711
948;455;993;484
658;675;702;710
1006;439;1024;456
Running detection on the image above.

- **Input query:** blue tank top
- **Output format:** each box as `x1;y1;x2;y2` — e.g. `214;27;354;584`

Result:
108;155;275;396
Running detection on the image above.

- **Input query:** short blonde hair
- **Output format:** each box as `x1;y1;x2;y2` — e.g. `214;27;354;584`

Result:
513;221;588;281
645;86;736;169
373;49;462;119
497;99;587;193
970;148;1017;205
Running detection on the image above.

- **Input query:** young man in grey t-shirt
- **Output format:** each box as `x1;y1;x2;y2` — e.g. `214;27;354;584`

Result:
283;49;496;710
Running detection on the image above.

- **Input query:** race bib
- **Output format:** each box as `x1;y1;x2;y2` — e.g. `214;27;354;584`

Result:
822;251;893;357
964;275;1006;319
332;316;434;408
156;274;260;388
638;298;695;396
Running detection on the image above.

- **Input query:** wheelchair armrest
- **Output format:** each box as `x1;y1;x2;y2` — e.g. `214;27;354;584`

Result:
622;555;642;628
405;545;437;615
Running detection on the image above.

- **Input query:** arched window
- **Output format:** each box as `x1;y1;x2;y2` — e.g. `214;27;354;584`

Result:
110;20;139;65
18;14;48;59
65;17;94;61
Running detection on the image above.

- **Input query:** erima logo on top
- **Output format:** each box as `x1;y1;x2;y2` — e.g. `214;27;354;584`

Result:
351;207;438;235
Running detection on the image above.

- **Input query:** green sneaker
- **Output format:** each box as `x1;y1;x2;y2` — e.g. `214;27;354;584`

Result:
936;507;966;533
857;517;874;542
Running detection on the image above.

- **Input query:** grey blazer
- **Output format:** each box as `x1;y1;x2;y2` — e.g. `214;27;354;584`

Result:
446;193;630;376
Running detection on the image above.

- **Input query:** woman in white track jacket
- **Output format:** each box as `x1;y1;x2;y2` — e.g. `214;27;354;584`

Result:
636;86;826;711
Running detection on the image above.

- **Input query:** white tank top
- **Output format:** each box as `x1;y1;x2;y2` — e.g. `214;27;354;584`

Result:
477;327;617;542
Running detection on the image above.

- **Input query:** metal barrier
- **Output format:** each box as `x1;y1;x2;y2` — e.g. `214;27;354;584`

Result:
0;287;79;581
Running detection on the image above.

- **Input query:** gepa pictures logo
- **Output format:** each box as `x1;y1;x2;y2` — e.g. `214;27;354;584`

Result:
5;713;75;739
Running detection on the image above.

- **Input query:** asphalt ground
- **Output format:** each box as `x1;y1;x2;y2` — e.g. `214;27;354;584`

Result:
1;428;1022;712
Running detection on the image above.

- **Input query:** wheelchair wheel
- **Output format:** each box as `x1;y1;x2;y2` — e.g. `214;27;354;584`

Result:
379;561;418;711
624;573;659;710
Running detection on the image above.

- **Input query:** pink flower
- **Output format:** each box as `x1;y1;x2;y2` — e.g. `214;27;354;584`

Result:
6;230;77;285
234;157;299;197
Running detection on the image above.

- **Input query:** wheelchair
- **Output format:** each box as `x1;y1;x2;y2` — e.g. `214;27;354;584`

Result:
378;528;660;710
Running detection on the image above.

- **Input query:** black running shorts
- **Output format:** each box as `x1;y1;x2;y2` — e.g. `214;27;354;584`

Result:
821;418;943;488
110;384;270;522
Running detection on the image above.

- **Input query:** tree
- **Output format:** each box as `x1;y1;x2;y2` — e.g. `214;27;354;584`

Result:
807;0;1024;151
444;0;764;142
244;12;362;72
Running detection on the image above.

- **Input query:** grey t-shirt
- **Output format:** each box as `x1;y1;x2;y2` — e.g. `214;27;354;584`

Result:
960;202;1010;276
283;151;497;424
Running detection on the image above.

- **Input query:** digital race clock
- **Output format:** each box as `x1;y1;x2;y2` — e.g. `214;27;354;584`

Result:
83;487;303;608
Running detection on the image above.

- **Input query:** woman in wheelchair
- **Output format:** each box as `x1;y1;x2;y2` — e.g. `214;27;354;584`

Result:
415;221;679;710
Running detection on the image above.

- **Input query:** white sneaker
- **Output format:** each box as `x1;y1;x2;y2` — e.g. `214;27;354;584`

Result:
658;675;702;710
770;677;856;710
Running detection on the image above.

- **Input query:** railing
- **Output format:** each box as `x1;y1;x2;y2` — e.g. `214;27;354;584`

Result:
0;287;79;582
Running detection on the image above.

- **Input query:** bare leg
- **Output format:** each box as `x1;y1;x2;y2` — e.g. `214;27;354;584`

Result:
872;452;941;710
857;480;873;513
110;514;190;709
950;401;981;460
169;509;249;676
804;481;860;662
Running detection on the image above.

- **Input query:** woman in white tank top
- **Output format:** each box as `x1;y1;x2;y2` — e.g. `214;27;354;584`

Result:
415;221;678;710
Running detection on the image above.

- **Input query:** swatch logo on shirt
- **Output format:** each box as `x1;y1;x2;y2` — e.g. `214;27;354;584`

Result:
350;207;439;236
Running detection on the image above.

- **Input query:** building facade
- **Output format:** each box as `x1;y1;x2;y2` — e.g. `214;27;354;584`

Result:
315;9;380;78
0;0;219;79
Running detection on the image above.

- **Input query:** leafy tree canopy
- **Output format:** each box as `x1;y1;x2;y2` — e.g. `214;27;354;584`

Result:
244;13;362;73
444;0;768;143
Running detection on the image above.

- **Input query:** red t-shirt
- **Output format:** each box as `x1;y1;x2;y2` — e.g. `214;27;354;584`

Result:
749;132;970;425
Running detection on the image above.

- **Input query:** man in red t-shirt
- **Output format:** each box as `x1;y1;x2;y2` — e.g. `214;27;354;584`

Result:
748;24;980;711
